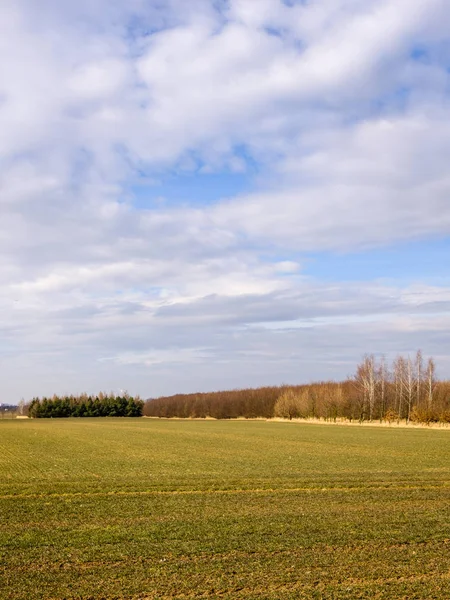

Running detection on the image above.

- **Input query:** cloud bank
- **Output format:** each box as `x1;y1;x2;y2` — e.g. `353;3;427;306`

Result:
1;0;450;399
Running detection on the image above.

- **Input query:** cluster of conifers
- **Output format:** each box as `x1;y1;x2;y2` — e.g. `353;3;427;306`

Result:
28;393;143;418
144;352;450;424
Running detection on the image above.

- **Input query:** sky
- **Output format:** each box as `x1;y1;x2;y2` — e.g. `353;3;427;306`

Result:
1;0;450;402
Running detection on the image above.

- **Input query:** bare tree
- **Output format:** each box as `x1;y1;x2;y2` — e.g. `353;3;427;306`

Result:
426;357;436;414
18;398;25;416
393;355;407;423
377;356;387;422
404;356;414;424
274;390;301;420
415;350;423;408
354;355;376;422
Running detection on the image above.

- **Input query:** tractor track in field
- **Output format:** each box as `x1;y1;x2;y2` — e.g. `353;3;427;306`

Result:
0;482;449;501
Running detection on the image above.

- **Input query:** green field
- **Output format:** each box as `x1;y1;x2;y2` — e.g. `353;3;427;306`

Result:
1;419;449;599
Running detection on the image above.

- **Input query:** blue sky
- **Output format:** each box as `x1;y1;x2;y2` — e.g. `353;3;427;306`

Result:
304;239;450;283
131;171;253;208
1;0;450;401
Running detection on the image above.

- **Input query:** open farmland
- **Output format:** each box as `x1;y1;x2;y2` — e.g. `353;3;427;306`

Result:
1;419;450;599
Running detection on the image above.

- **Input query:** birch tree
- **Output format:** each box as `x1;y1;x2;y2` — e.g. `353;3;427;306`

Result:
404;356;414;424
393;356;407;423
426;357;436;415
355;355;376;422
377;356;387;422
415;350;423;408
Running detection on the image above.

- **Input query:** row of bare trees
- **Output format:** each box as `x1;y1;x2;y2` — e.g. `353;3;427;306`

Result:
273;352;447;423
354;351;438;423
144;386;281;419
145;352;450;424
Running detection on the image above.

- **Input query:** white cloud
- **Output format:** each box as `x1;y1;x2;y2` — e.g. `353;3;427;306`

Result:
68;60;129;100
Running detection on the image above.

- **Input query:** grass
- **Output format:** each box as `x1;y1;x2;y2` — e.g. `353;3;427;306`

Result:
1;418;449;599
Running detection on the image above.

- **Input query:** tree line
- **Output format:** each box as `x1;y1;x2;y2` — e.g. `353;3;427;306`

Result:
144;351;450;424
145;386;280;420
28;393;144;418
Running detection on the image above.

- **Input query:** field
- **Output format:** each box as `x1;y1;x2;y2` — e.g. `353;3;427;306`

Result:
1;419;449;599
